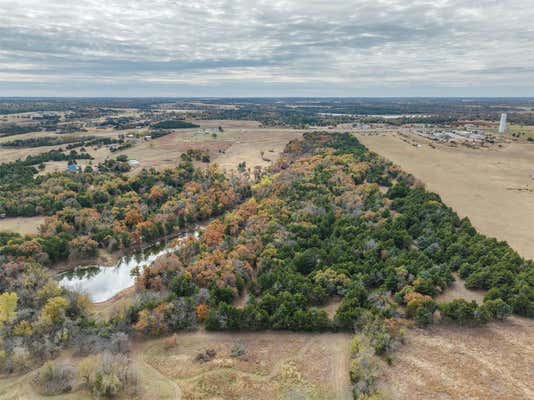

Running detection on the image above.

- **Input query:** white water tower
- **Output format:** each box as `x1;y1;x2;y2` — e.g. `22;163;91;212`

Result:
498;113;507;134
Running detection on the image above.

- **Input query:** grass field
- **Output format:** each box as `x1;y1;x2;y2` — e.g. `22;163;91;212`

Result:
112;121;303;172
0;120;303;174
379;316;534;400
0;331;352;400
0;216;45;235
494;123;534;140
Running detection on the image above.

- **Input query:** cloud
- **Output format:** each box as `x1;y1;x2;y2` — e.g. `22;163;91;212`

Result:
0;0;533;96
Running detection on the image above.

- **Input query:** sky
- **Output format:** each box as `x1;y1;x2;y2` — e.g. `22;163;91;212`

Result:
0;0;533;97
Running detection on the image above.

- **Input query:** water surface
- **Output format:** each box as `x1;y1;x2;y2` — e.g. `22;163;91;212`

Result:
58;231;198;302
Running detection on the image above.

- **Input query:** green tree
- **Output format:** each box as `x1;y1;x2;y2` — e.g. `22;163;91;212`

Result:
0;292;18;325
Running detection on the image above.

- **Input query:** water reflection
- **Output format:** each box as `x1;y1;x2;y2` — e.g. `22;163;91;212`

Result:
58;231;198;303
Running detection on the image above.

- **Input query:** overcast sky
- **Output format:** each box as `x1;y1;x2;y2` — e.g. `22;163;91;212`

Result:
0;0;533;97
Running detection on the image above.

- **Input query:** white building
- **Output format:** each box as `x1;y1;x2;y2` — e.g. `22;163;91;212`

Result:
499;113;507;134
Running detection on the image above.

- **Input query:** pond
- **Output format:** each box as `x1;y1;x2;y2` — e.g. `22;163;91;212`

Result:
58;230;199;303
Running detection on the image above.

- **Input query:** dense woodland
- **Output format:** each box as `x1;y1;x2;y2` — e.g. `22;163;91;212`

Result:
0;131;532;399
0;135;96;148
0;125;42;137
151;120;199;129
1;161;250;260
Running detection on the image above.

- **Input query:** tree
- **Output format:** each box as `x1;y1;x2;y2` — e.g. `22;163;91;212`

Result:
481;299;512;321
124;208;143;228
40;296;70;325
196;304;209;322
439;299;489;326
0;292;18;326
202;220;224;247
68;236;98;260
414;300;437;327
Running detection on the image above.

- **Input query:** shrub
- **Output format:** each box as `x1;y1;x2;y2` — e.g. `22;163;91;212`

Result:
110;332;131;354
404;292;437;327
33;362;75;395
405;292;432;318
195;348;216;362
79;352;139;398
349;335;380;400
230;342;247;358
357;312;402;356
414;300;437;327
439;299;490;326
480;299;512;321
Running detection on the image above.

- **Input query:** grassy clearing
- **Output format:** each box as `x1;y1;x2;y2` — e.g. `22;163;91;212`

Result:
142;331;352;400
379;316;534;399
0;216;45;235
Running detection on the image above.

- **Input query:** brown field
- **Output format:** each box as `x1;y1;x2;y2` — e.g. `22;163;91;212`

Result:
119;132;233;171
356;132;534;260
212;128;303;171
0;331;352;400
140;331;352;400
0;120;302;173
195;119;262;129
380;317;534;400
0;216;45;235
115;122;302;172
0;144;61;163
0;128;121;164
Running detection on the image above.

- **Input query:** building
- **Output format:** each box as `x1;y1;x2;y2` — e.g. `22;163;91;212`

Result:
499;113;507;134
66;164;79;172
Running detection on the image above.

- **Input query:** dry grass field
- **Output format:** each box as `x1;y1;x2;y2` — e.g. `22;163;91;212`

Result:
0;128;120;164
2;311;530;400
113;121;302;172
0;331;352;400
0;119;302;178
212;128;303;171
380;317;534;400
0;216;45;235
195;119;262;129
356;132;534;260
140;331;352;400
